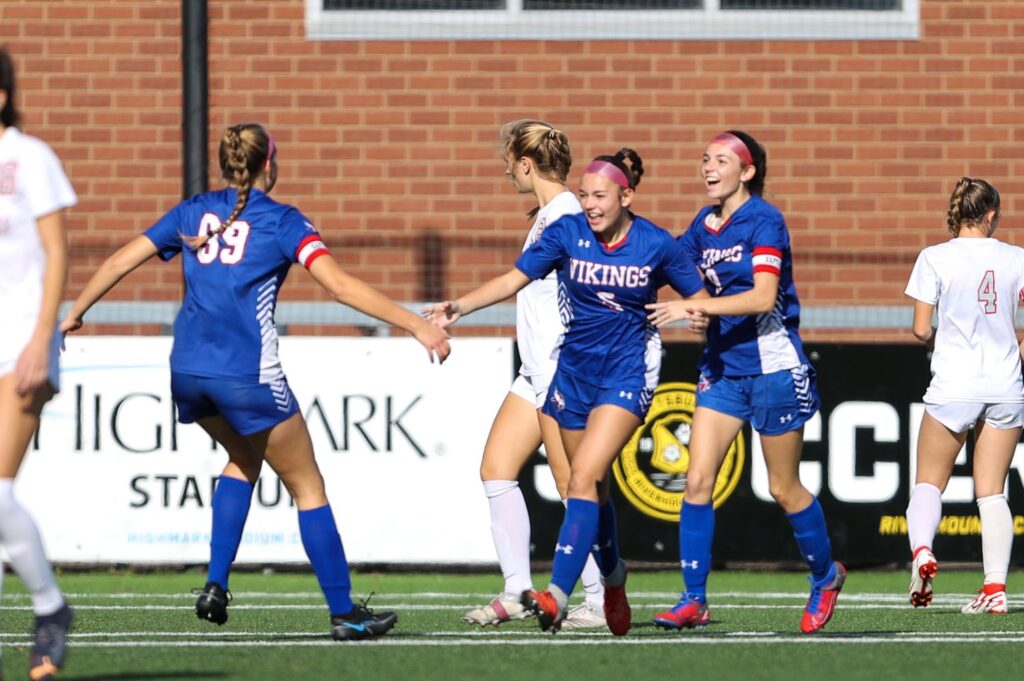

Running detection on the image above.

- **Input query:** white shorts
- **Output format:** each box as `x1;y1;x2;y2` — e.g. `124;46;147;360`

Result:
925;401;1024;433
509;371;553;410
0;328;61;392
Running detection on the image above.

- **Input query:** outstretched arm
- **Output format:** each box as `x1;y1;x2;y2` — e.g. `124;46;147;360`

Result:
648;272;777;328
60;234;159;334
423;268;532;329
15;210;67;396
308;254;450;364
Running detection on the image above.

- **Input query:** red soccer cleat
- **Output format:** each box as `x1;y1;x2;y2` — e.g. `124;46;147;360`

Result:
603;577;632;636
801;561;846;634
909;546;938;608
520;589;565;633
653;596;711;630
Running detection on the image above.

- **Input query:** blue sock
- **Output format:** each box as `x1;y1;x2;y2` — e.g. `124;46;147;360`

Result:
592;500;620;577
786;497;834;584
679;501;714;603
298;505;353;616
550;498;599;597
207;476;254;589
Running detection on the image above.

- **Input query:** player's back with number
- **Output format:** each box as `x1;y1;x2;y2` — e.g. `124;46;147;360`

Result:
144;187;323;382
906;237;1024;402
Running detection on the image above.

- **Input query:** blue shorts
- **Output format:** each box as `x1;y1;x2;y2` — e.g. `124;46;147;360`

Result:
171;371;299;436
542;370;651;430
696;364;820;436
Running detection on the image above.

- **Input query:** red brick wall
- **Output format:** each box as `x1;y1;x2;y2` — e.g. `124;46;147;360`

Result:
2;0;1021;341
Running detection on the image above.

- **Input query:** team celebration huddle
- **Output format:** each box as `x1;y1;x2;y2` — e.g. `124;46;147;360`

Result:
1;38;1019;680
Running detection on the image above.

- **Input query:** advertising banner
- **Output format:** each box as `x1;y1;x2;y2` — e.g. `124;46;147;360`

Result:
22;337;512;564
521;343;1024;566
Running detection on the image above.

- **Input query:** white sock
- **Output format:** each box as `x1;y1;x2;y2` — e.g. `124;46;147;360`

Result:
977;494;1012;586
906;482;942;553
484;480;533;596
581;554;604;608
0;480;64;615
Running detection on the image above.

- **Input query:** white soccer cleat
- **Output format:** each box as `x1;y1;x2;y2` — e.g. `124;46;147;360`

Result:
462;595;531;626
560;601;607;630
909;547;938;608
961;585;1008;615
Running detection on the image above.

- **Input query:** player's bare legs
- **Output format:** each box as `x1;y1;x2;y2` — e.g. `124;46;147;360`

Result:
0;374;71;676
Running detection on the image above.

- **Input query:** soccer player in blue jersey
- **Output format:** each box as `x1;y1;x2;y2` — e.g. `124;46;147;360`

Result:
647;130;844;634
426;148;706;635
62;123;450;642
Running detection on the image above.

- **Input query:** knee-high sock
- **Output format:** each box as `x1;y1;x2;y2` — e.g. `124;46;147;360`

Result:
0;480;63;616
298;505;353;616
786;497;834;583
484;480;532;596
549;498;599;599
906;482;942;552
561;499;604;606
593;501;623;584
977;494;1012;585
208;476;255;589
679;501;714;602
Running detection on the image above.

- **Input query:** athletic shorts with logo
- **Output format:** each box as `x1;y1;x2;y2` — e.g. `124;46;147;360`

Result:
171;371;300;436
542;369;651;430
696;364;820;436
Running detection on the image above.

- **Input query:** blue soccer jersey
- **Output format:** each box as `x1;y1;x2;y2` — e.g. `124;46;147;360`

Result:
144;188;328;382
679;195;809;379
516;213;704;387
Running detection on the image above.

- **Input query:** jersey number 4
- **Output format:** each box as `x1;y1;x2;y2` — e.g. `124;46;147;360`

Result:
196;213;250;266
977;270;997;314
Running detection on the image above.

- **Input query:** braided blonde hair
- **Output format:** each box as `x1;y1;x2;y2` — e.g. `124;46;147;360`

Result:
183;123;274;250
946;177;1000;237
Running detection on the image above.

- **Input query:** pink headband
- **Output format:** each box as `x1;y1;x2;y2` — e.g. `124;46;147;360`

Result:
266;132;276;164
585;160;630;190
709;132;753;165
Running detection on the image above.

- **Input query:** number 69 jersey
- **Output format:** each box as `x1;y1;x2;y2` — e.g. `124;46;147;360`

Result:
144;188;328;382
905;237;1024;403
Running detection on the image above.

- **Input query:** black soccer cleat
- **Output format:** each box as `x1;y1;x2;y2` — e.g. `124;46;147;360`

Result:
330;601;398;641
29;602;73;681
194;582;231;625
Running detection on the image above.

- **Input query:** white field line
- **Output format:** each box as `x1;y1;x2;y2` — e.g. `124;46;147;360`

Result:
0;635;1023;648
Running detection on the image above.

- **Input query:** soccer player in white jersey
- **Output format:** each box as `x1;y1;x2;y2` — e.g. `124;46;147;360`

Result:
903;177;1024;615
461;120;608;630
62;123;450;641
647;130;844;634
0;47;77;681
427;148;707;635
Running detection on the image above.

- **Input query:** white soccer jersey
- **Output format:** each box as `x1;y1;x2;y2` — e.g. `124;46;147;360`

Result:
0;127;77;365
905;237;1024;403
515;191;582;378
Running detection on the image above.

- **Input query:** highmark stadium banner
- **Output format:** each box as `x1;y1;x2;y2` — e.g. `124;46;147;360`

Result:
23;337;512;565
20;339;1024;566
521;343;1024;567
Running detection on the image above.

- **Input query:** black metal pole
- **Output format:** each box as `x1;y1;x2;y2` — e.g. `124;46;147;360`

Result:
182;0;208;199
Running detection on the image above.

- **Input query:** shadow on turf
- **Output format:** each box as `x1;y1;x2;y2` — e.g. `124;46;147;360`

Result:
68;673;229;680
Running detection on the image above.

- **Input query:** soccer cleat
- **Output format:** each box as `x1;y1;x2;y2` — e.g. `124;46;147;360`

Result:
603;575;632;636
560;601;607;630
193;582;231;625
801;561;846;634
961;584;1008;615
653;595;711;630
520;589;565;633
462;594;530;626
28;603;73;681
331;601;399;641
909;546;938;608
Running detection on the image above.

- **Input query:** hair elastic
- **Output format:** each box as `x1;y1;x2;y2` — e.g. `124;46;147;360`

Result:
266;131;276;164
585;160;630;189
709;132;753;166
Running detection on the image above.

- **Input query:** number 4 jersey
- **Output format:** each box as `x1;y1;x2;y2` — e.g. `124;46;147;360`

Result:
144;188;328;382
905;237;1024;403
